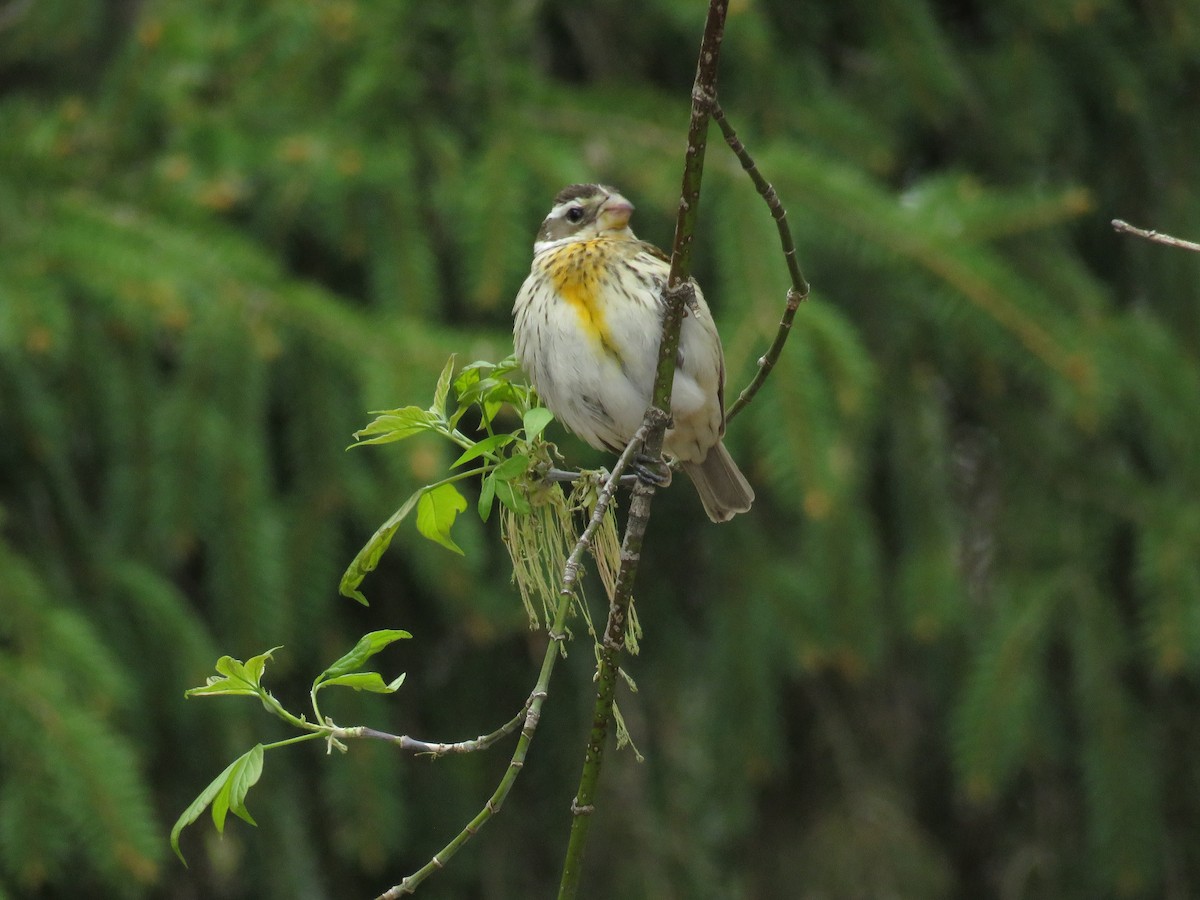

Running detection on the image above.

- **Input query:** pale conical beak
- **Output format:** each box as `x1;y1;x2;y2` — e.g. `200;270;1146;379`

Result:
597;194;633;231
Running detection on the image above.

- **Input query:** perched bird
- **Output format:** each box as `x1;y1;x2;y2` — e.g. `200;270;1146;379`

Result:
512;183;753;522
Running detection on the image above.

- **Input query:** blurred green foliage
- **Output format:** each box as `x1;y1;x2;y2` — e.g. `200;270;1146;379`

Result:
2;0;1199;897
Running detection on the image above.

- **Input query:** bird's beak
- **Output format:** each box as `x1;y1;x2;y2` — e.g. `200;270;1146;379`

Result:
597;194;634;231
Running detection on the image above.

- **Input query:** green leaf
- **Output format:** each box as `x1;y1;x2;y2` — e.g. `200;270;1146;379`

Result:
478;471;497;522
184;677;258;699
316;629;412;684
185;647;282;698
171;744;264;865
495;478;532;514
339;490;422;605
450;432;514;468
482;380;527;408
351;407;437;446
244;646;281;684
317;671;407;693
492;453;530;482
214;655;254;684
460;378;527;428
211;744;264;832
481;398;504;428
416;483;468;555
523;406;554;440
453;376;493;409
431;354;456;417
452;361;484;397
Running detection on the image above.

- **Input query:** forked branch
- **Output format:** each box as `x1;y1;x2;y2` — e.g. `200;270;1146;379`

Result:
556;2;731;897
375;427;650;899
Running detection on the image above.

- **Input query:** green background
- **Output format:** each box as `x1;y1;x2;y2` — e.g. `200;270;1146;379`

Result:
2;0;1199;897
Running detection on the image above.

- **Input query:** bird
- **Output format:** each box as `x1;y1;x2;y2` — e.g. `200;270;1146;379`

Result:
512;183;753;522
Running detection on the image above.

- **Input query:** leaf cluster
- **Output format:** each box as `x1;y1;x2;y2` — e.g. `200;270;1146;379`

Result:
339;355;555;603
171;632;410;864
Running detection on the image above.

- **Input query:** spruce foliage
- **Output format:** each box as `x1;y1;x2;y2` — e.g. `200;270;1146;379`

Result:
2;0;1198;897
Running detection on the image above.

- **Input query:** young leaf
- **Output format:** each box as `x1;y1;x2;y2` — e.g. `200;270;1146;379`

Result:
215;655;255;685
478;471;497;522
481;398;504;429
452;361;484;397
492;453;530;482
339;489;422;605
316;672;407;693
495;478;532;515
244;646;281;684
450;432;515;468
523;406;554;440
431;354;456;418
481;380;527;409
453;375;494;409
185;647;282;698
170;744;265;864
416;483;468;555
211;744;265;832
351;407;437;446
315;629;412;684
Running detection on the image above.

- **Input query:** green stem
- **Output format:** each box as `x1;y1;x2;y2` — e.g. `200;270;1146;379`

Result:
431;466;488;488
260;732;325;752
377;433;645;899
556;3;730;896
258;689;319;734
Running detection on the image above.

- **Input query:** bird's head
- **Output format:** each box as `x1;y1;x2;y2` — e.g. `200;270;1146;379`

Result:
534;183;635;250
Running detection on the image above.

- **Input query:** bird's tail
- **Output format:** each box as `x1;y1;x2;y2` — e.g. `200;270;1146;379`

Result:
681;441;754;523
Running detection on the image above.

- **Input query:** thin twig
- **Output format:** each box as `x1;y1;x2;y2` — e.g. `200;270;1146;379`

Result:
556;3;730;897
561;426;651;595
713;102;809;423
1112;219;1200;253
342;707;527;757
376;429;647;899
544;467;640;488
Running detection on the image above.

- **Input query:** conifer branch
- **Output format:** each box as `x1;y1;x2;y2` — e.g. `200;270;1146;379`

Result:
1112;219;1200;253
376;427;647;899
557;2;729;896
713;102;810;423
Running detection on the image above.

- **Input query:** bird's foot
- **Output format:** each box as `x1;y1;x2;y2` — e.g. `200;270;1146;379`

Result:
631;453;672;487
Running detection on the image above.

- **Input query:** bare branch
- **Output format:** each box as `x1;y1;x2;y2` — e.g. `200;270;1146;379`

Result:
556;3;730;897
1112;219;1200;253
343;707;527;757
712;101;809;423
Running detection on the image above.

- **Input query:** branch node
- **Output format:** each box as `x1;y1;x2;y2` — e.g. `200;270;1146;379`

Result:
665;279;700;315
691;82;716;113
643;405;671;430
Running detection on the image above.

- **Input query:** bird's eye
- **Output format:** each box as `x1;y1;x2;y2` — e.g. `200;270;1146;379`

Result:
565;206;585;223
